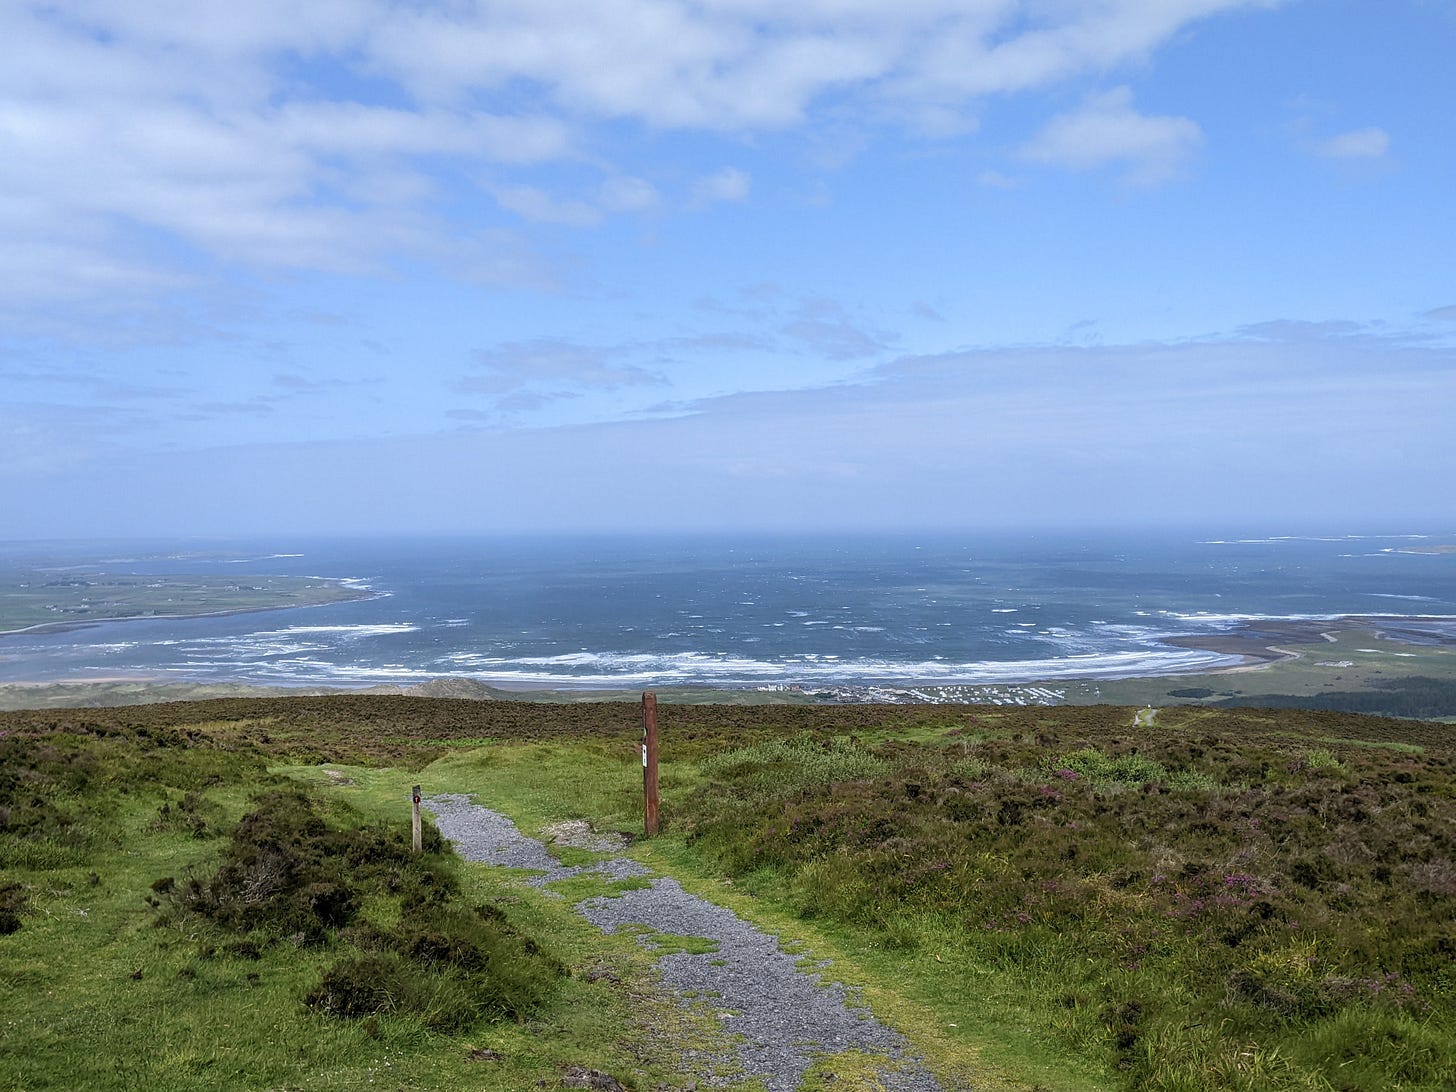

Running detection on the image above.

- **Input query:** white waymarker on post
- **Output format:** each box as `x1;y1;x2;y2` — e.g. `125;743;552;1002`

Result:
642;691;659;836
411;784;422;853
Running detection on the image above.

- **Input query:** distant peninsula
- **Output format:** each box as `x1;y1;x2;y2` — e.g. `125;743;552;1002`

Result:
0;570;371;635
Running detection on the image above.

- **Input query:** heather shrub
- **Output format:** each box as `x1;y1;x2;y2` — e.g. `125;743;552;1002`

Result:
0;725;259;867
307;904;565;1027
163;785;565;1030
696;735;886;802
172;788;444;941
679;712;1456;1089
0;882;30;935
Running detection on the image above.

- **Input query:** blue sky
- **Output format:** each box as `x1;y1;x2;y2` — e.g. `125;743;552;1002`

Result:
3;0;1454;538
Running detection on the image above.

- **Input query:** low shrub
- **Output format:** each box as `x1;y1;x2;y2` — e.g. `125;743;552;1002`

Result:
306;954;408;1018
172;788;433;940
679;714;1456;1089
0;882;30;935
307;904;565;1027
165;785;565;1030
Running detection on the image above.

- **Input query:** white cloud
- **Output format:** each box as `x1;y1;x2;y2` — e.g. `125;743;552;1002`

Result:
1;1;1274;323
273;103;572;164
365;0;1277;130
599;175;661;213
490;185;603;226
692;167;752;206
1316;127;1389;159
1020;86;1203;184
975;168;1020;189
490;175;660;224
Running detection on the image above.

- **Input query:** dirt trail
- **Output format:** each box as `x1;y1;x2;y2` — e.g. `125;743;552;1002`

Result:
426;793;947;1092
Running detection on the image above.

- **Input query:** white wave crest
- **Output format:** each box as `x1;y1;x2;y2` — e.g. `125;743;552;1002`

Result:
250;623;419;637
393;645;1246;688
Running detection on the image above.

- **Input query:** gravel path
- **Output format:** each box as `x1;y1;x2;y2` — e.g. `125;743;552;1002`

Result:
426;793;945;1092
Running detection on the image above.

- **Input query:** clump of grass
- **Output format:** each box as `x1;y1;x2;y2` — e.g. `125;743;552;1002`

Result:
695;735;886;802
308;903;566;1027
620;926;722;960
149;789;216;838
1285;1007;1455;1086
1052;747;1167;786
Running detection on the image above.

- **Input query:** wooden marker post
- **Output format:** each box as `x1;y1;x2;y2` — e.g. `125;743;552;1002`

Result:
411;785;423;854
642;691;660;837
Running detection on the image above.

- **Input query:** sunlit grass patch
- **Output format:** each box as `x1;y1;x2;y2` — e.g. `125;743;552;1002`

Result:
1052;746;1167;786
799;1047;917;1090
618;923;721;956
545;873;655;903
1284;1007;1456;1090
696;736;888;802
1303;746;1345;771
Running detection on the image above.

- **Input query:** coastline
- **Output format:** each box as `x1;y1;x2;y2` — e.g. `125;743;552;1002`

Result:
2;612;1452;712
0;585;380;639
1167;614;1455;665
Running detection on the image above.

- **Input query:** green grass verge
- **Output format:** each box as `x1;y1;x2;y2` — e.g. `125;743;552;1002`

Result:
0;718;733;1090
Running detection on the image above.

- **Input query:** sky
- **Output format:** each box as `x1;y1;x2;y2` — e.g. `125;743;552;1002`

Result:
3;0;1455;540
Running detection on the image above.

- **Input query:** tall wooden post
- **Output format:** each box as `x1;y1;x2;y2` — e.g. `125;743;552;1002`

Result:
411;785;423;854
642;691;660;837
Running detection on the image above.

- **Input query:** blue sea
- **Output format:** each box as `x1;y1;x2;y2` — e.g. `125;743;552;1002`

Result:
2;531;1454;690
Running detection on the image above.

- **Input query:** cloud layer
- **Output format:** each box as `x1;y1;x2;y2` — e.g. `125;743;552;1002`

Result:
2;0;1275;320
7;321;1452;535
7;1;1450;542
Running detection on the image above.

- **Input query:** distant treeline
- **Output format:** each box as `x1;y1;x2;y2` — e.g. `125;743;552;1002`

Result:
1215;676;1456;719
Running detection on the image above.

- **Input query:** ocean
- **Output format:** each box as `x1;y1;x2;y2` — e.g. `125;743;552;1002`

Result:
2;531;1454;690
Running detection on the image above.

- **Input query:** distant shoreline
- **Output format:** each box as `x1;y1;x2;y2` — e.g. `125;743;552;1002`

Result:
0;586;380;639
1166;614;1454;666
2;613;1451;710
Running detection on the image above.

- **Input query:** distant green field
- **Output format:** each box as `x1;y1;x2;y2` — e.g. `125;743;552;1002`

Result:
910;623;1456;719
0;570;365;633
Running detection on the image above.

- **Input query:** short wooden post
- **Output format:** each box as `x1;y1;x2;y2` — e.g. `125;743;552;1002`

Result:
642;691;660;837
411;785;423;854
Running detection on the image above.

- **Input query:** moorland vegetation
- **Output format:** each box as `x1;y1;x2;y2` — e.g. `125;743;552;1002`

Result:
0;696;1452;1090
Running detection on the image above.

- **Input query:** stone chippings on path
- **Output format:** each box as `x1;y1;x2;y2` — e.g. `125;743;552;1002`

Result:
425;793;945;1092
427;793;650;886
580;879;942;1092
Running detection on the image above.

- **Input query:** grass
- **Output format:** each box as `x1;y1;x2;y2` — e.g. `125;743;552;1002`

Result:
619;925;722;956
3;696;1454;1090
666;707;1456;1090
0;712;734;1090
